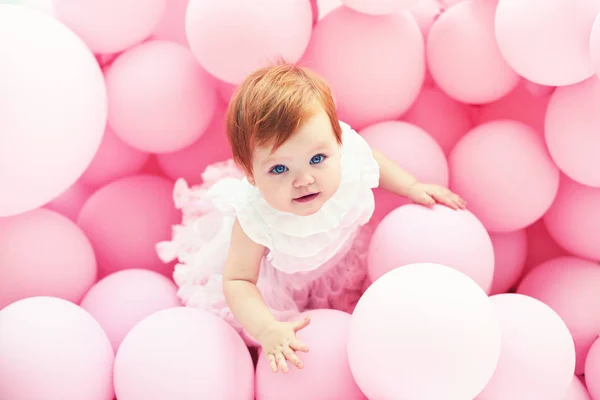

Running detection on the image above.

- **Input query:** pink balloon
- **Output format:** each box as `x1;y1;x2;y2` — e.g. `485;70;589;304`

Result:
494;0;600;86
105;40;218;153
302;6;425;130
476;293;575;400
186;0;312;84
524;79;556;97
517;256;600;375
157;104;233;185
523;219;571;273
545;76;600;187
0;5;106;217
488;230;528;295
585;338;600;399
563;376;592;400
114;307;254;400
152;0;189;45
79;127;149;188
53;0;166;54
45;182;93;222
427;0;520;104
368;204;494;292
476;80;551;134
341;0;418;15
409;0;445;37
449;120;560;232
0;209;97;310
543;176;600;261
77;175;180;277
591;14;600;78
80;269;180;352
401;86;473;154
359;121;449;226
349;263;501;400
256;309;365;400
0;296;114;400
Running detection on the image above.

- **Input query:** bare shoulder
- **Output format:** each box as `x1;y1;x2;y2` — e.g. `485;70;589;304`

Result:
223;218;265;282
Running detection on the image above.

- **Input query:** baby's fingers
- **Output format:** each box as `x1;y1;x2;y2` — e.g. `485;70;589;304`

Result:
275;351;289;373
267;353;278;373
289;338;310;353
282;346;304;369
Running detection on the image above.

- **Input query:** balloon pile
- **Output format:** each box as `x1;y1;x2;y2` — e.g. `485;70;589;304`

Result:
1;0;600;399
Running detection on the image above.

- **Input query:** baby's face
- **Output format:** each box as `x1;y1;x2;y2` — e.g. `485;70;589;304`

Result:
249;109;341;216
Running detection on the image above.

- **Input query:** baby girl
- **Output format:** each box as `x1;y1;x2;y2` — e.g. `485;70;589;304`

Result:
157;63;465;374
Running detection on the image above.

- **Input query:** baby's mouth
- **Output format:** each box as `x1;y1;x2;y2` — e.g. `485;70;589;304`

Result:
293;192;320;203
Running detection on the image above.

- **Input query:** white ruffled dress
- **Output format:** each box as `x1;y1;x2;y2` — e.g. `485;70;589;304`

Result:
156;121;380;342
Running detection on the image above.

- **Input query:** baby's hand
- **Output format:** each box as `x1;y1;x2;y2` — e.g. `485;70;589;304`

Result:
408;182;467;210
257;316;311;373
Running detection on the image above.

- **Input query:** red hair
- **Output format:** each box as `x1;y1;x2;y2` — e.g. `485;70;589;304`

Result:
225;62;342;175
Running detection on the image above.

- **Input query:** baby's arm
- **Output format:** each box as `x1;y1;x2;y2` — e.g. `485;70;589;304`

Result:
223;218;276;340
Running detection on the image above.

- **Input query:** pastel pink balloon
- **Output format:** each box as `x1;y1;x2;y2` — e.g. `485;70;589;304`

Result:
523;219;571;273
77;175;180;277
477;81;551;134
585;338;600;399
349;263;501;400
0;296;114;400
186;0;312;84
80;269;180;352
517;256;600;375
152;0;189;45
106;40;218;153
488;230;528;295
545;76;600;187
591;14;600;78
449;120;560;232
341;0;418;15
368;204;495;293
256;309;365;400
543;176;600;261
494;0;600;86
45;182;93;222
79;127;149;188
476;293;575;400
402;86;473;154
563;376;591;400
302;6;425;130
0;5;106;217
0;209;96;310
427;0;520;104
114;307;254;400
359;121;449;226
157;104;233;185
53;0;166;54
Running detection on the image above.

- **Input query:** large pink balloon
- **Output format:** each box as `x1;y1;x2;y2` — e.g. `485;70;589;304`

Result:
0;209;97;310
77;175;180;277
543;176;600;261
256;309;365;400
186;0;312;84
449;120;560;232
45;182;93;222
494;0;600;86
79;127;149;188
53;0;166;54
401;87;473;155
360;121;449;225
524;219;571;272
114;307;254;400
302;6;425;130
349;263;501;400
341;0;418;15
0;297;114;400
585;338;600;399
545;77;600;187
488;230;528;295
564;376;591;400
518;256;600;375
368;204;495;293
106;40;218;153
591;14;600;78
80;269;180;352
152;0;189;45
427;0;520;104
476;294;575;400
0;5;106;217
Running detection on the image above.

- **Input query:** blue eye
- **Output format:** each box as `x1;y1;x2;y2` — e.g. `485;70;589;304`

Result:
270;164;288;174
310;154;326;165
